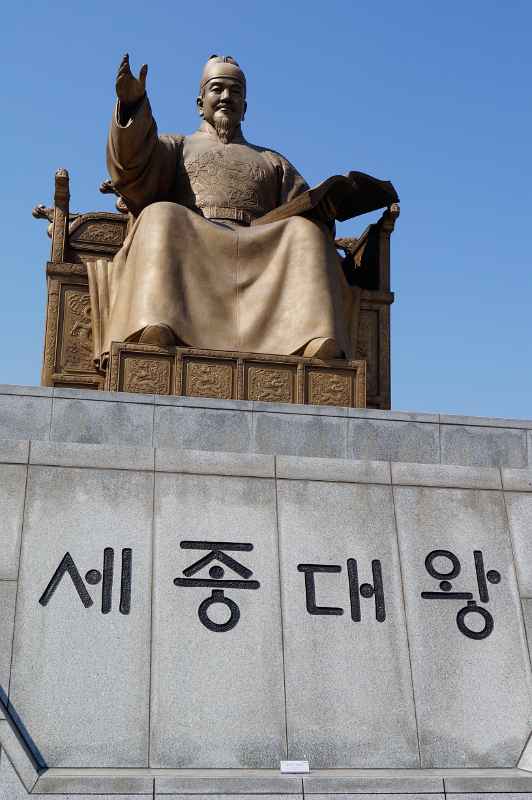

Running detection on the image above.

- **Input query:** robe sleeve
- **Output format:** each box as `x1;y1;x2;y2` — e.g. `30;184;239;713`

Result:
276;153;310;205
106;95;181;215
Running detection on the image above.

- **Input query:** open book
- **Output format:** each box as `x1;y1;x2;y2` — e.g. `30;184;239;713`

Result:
252;171;399;226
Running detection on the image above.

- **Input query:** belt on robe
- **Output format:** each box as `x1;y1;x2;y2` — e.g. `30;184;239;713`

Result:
201;206;254;226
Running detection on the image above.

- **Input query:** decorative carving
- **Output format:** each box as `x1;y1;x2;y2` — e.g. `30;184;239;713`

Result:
381;202;400;232
182;150;267;216
247;366;293;403
33;204;81;239
107;344;120;391
61;290;94;371
32;204;54;223
71;221;125;246
51;168;70;263
42;283;60;381
99;179;130;214
47;262;88;278
307;370;352;407
184;361;233;399
107;344;366;407
123;357;171;394
356;308;379;397
335;236;359;256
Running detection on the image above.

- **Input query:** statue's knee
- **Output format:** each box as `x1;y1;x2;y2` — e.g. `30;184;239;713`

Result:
139;201;176;220
137;202;188;234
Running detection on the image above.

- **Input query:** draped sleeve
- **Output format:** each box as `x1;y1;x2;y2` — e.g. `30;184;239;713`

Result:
106;95;182;215
275;152;310;205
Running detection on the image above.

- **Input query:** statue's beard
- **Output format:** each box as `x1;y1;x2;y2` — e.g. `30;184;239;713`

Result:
214;114;236;144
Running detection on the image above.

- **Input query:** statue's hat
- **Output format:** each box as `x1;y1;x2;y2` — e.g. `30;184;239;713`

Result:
199;55;246;96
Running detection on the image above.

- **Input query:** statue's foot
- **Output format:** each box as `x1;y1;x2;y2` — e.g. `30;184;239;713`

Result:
302;337;343;359
139;324;177;346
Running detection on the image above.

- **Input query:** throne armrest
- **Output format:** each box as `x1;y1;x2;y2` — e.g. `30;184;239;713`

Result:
335;203;400;291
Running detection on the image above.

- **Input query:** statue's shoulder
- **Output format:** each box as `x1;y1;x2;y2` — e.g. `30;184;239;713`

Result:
244;140;297;170
159;133;186;151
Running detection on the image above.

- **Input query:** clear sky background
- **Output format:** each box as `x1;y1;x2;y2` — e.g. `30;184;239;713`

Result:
1;1;530;418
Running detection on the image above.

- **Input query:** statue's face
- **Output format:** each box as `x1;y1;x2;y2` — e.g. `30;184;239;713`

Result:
197;77;246;126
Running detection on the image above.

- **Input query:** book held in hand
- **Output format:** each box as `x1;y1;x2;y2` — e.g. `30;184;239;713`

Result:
252;171;399;226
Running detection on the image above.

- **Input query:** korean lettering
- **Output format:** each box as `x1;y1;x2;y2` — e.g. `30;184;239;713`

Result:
297;559;386;622
174;541;260;632
421;549;501;639
38;548;132;615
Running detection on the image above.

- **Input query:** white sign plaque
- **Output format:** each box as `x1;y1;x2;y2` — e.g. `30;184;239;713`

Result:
280;760;309;773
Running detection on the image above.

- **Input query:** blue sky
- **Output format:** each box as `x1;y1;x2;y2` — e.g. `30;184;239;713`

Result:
1;0;531;418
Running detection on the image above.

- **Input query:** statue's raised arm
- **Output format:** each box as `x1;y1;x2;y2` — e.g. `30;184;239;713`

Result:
115;53;148;122
107;54;181;215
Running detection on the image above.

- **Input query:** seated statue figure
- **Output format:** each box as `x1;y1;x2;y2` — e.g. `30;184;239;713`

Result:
88;54;396;367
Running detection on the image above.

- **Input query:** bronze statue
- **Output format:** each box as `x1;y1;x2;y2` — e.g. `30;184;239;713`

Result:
87;54;397;367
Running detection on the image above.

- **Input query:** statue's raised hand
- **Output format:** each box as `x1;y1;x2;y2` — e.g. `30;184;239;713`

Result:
116;53;148;106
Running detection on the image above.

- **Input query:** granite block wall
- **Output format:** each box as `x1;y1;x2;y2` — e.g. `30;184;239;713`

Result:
0;387;532;795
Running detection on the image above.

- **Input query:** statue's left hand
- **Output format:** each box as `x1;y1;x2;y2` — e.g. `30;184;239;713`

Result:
116;53;148;106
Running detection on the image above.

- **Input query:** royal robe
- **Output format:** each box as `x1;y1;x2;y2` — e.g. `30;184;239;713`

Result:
87;97;352;365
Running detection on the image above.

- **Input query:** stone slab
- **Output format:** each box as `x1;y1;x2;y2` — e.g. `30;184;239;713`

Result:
0;384;53;398
253;412;347;458
0;751;34;800
306;794;441;800
447;794;532;800
440;412;532;429
156;394;253;411
303;774;444;793
504;493;532;597
349;408;440;423
502;467;532;492
347;419;439;464
32;768;154;794
440;424;527;468
393;485;532;766
30;440;155;471
3;764;153;797
154;405;253;453
0;583;16;699
0;440;28;465
391;462;501;490
522;600;532;665
0;394;51;442
54;386;156;403
0;720;40;792
156;795;300;800
0;465;27;580
155;448;274;478
9;465;153;767
155;775;302;794
276;455;390;484
253;401;347;417
51;397;154;446
446;778;532;791
150;472;286;768
277;479;419;767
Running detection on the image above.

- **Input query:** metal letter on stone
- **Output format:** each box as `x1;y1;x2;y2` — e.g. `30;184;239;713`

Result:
420;549;501;639
174;541;260;632
38;548;132;615
297;558;386;622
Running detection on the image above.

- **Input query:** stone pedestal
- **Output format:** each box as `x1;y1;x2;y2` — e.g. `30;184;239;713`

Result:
106;343;367;408
0;386;532;796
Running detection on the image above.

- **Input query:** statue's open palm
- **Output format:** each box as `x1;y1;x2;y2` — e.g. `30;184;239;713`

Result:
116;54;148;106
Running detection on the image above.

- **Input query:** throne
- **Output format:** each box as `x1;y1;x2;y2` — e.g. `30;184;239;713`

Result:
35;169;399;409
